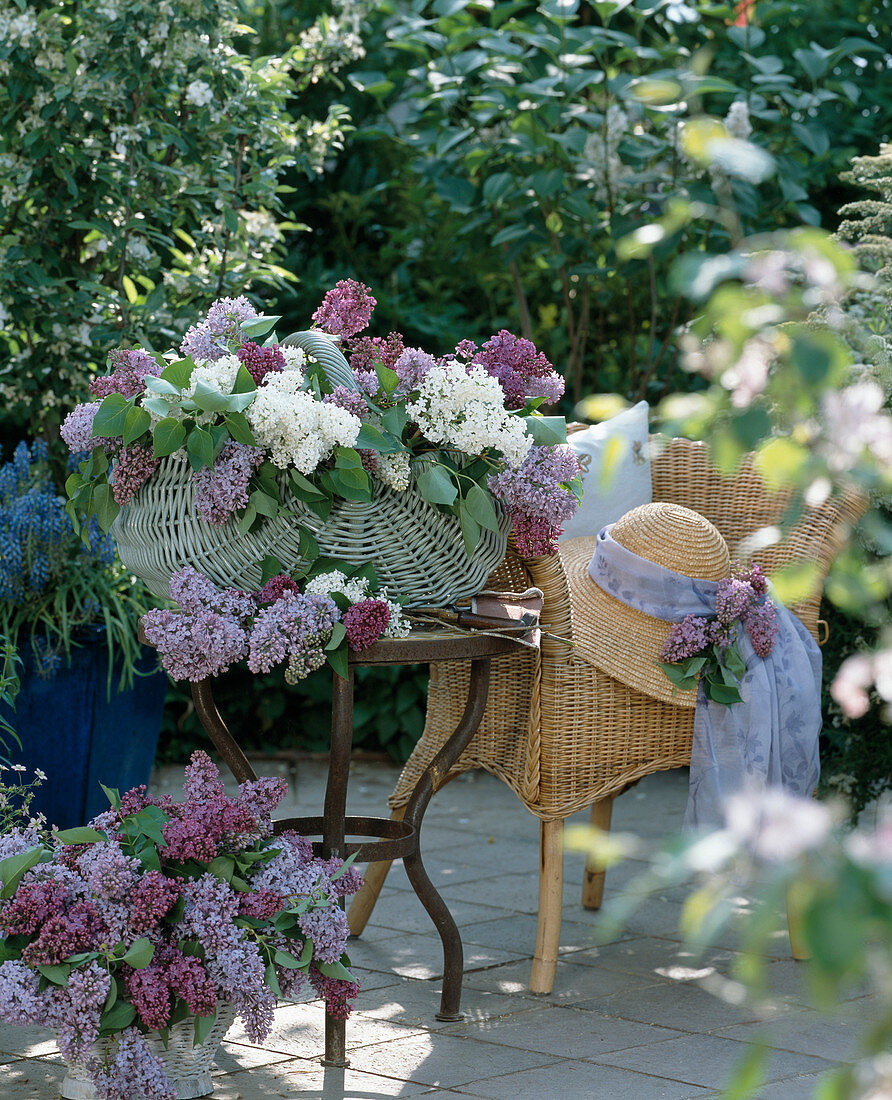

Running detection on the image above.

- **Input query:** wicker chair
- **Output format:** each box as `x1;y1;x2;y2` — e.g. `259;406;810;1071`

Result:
347;434;867;993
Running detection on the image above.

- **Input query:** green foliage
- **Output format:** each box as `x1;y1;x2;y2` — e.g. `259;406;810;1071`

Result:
157;663;429;764
0;0;356;445
0;635;21;762
275;0;888;407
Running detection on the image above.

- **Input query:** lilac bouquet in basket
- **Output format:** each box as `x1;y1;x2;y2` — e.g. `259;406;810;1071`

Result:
62;281;582;562
0;752;361;1100
658;564;780;704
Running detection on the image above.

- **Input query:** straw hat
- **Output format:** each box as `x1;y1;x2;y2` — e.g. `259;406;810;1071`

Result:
561;502;731;706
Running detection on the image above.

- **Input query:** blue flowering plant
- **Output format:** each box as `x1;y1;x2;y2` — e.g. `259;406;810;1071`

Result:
0;751;362;1100
0;441;150;687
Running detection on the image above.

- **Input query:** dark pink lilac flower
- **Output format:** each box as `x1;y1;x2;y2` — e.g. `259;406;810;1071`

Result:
256;573;301;604
312;279;377;338
111;443;159;506
237;341;286;385
309;966;360;1021
343;598;390;652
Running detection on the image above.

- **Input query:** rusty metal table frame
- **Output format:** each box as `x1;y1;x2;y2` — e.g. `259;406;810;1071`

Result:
189;629;521;1068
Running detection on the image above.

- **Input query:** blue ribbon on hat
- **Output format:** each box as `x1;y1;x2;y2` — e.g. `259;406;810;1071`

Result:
588;526;822;830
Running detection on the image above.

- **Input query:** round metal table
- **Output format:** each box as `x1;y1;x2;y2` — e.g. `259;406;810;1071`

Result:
188;627;523;1067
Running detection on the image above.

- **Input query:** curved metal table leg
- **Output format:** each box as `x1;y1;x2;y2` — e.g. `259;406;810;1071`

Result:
401;657;492;1022
321;668;355;1068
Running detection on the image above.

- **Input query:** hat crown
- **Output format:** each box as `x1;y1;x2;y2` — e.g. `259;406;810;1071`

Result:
611;502;730;582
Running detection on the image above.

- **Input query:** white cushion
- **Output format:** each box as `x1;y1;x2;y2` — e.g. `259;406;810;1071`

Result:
559;401;652;541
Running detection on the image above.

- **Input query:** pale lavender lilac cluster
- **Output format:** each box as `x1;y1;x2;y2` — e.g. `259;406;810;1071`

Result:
192;443;264;525
60;401;115;454
488;445;582;556
312;278;377;338
246;590;339;684
660;565;779;663
0;752;361;1100
180;296;257;361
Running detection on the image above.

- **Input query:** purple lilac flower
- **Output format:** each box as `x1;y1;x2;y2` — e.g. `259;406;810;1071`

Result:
348;332;404;376
0;960;43;1026
239;888;288;921
488;445;580;556
111;444;159;506
50;960;111;1062
167;565;256;619
191;442;264;526
660;615;714;663
343;599;390;652
246;591;339;675
298;905;349;965
736;562;768;596
508;513;560;557
236;341;286;385
76;842;140;901
237;776;288;836
317;856;364;900
312;279;377;338
393;347;437;396
90;349;162;400
454;338;477;361
251;831;321;898
87;1026;177;1100
746;599;779;657
472;330;565;409
322;386;368;419
715;578;755;626
141;607;248;682
60;402;115;454
180;296;257;362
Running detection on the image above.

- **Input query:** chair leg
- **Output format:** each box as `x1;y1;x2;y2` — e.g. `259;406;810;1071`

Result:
530;818;564;995
786;882;811;961
581;796;614;910
347;807;406;936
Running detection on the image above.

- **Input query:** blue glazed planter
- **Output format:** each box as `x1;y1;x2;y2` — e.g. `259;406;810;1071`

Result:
2;629;168;829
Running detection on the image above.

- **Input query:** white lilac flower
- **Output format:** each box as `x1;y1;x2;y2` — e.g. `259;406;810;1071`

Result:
185;80;214;107
375;450;410;492
380;591;410;639
724;100;753;141
406;361;532;468
282;346;306;372
188;353;242;396
305;570;370;604
246;374;360;472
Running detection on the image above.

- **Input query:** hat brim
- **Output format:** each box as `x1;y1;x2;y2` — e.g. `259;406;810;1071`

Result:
560;536;700;708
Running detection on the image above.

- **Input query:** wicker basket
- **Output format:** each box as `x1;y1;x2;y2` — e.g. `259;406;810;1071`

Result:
60;1002;236;1100
112;455;510;606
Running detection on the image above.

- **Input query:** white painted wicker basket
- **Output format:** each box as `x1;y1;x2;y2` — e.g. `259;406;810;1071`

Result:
60;1002;236;1100
112;455;510;606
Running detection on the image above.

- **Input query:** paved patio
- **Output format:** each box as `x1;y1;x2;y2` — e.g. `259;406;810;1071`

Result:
0;760;875;1098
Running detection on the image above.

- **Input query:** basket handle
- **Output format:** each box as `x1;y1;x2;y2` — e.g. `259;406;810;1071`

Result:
282;329;359;391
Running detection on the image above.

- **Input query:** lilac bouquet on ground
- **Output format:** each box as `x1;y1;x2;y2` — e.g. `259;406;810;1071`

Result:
142;561;410;683
61;282;581;563
658;564;780;704
0;752;362;1100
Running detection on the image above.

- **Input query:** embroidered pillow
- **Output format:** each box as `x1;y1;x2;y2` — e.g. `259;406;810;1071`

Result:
559;400;652;541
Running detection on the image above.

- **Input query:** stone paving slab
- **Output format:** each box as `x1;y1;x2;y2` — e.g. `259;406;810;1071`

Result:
0;763;876;1099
